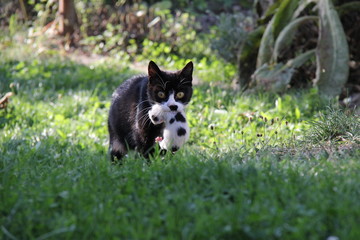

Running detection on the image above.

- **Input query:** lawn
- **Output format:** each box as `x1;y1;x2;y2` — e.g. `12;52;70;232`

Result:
1;50;360;239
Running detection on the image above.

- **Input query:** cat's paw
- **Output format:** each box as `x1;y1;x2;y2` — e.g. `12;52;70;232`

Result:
148;105;165;125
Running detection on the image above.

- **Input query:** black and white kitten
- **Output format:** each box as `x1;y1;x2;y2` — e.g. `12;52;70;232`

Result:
150;105;190;152
108;61;193;161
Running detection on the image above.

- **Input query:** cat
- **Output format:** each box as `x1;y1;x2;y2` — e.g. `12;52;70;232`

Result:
108;60;193;161
149;105;190;152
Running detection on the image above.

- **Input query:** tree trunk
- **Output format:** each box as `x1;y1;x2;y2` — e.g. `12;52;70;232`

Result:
58;0;78;36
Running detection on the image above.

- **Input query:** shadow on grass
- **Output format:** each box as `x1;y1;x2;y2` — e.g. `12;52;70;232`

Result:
2;134;360;239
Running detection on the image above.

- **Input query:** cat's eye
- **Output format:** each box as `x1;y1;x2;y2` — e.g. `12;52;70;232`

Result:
157;91;166;98
176;92;185;99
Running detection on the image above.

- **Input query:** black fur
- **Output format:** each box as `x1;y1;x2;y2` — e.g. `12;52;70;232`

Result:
175;112;186;122
177;127;186;136
108;61;193;162
171;146;179;152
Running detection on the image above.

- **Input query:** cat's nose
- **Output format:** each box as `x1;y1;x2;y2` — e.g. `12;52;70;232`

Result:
169;105;178;111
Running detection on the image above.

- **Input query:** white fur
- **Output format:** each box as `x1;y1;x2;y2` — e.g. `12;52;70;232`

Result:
165;93;185;112
148;103;190;152
159;111;190;151
148;104;165;124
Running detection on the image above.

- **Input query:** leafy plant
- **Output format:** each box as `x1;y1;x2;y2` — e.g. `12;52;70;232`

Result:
315;0;349;97
239;0;354;98
252;49;315;92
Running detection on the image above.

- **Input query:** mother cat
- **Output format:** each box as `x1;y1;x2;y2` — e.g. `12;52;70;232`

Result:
108;61;193;161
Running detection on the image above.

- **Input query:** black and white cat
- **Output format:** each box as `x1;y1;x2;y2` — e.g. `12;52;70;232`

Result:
108;61;193;161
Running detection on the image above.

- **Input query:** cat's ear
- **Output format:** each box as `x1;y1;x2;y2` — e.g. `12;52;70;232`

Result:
180;61;193;78
148;61;161;79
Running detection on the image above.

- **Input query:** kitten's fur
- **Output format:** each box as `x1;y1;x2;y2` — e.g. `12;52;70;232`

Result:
108;61;193;161
149;106;190;152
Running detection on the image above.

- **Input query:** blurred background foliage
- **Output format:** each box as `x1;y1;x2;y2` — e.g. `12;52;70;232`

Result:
1;0;360;105
247;0;360;102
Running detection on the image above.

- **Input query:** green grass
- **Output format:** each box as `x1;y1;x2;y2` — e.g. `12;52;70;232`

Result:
1;48;360;239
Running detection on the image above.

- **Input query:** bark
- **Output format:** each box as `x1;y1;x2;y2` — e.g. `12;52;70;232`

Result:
58;0;78;36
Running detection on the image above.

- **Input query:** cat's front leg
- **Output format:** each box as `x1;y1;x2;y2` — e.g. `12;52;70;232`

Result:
148;104;165;125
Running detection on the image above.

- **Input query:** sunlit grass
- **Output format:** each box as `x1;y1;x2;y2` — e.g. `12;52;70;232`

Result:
1;48;360;239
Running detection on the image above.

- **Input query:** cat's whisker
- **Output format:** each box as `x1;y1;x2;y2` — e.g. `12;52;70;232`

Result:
135;99;152;109
138;113;149;123
136;105;149;114
138;108;152;119
135;96;156;108
139;112;148;121
139;114;152;129
136;104;156;118
137;105;153;117
143;117;152;128
138;117;149;129
138;115;147;126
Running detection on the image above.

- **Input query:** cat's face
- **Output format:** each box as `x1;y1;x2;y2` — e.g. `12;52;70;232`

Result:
147;61;193;112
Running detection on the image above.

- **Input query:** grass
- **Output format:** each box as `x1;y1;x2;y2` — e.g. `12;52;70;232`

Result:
305;107;360;143
1;44;360;239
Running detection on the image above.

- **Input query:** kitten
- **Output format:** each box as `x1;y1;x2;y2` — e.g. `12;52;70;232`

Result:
149;105;190;152
108;61;193;161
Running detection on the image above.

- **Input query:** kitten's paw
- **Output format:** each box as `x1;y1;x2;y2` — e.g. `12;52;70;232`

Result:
149;105;165;124
149;113;164;124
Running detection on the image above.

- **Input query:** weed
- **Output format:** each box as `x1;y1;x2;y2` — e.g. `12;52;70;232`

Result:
305;107;360;143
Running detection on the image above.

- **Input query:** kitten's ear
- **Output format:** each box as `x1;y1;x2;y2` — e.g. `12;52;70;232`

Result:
180;61;193;78
148;61;161;79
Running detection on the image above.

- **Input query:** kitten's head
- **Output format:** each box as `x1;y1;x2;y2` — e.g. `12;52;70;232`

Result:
147;61;193;112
